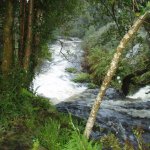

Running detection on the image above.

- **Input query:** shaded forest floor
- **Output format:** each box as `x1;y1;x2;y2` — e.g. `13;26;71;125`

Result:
0;88;81;149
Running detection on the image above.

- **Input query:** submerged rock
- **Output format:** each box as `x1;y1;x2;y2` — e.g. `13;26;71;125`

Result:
56;88;150;145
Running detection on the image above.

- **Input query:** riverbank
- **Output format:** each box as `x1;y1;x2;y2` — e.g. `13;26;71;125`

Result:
1;88;149;149
31;38;150;149
0;89;84;149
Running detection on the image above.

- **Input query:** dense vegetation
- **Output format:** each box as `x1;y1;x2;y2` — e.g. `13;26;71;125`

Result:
0;0;150;149
64;0;150;95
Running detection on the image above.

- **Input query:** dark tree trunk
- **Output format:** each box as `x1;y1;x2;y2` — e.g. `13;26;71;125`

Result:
23;0;34;71
31;4;43;69
1;0;14;75
0;1;5;68
19;0;26;66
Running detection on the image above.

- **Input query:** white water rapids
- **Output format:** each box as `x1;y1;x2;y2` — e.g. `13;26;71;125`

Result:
33;38;87;104
33;38;150;104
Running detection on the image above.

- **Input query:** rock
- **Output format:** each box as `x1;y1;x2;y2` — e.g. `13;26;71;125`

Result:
56;88;150;145
105;88;125;99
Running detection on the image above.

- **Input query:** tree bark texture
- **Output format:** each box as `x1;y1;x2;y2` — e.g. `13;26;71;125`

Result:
32;8;43;68
19;0;26;66
1;0;14;75
84;11;150;139
23;0;34;71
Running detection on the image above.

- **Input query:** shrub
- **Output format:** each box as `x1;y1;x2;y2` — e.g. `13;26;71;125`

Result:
63;131;102;150
72;73;90;83
87;47;114;84
100;133;122;150
65;67;78;73
87;83;98;89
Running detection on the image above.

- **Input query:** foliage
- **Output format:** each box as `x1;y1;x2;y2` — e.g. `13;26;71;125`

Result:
82;10;150;92
133;128;150;150
100;133;122;150
82;22;120;50
32;139;40;150
0;72;149;149
87;83;98;89
65;67;78;73
63;117;102;150
72;72;91;83
0;78;69;149
87;47;114;84
63;131;102;150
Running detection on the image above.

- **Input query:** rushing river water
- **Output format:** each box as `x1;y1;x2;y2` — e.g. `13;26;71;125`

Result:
33;38;87;104
33;38;150;104
33;38;150;144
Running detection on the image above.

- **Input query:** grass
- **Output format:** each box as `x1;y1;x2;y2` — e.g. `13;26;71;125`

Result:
65;67;78;73
72;72;90;83
0;74;149;150
87;83;98;89
0;85;73;149
0;78;102;149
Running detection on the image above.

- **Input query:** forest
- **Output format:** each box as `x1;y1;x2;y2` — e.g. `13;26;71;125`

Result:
0;0;150;149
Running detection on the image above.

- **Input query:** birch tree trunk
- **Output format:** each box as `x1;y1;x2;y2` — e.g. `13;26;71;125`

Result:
1;0;14;75
84;11;150;139
23;0;34;71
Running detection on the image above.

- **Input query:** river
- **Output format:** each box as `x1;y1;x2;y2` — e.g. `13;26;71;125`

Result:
33;38;150;144
33;38;150;102
33;38;87;104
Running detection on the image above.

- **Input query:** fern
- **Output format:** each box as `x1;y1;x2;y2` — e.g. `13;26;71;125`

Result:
63;114;102;150
63;131;102;150
87;47;114;84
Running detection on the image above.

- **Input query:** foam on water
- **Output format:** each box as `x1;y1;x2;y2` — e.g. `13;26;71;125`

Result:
33;38;87;104
128;85;150;100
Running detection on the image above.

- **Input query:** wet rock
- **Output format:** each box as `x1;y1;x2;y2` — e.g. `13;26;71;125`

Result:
56;88;150;145
105;88;125;99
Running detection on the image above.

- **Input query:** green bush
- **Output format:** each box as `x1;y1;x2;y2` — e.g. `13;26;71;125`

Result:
87;83;98;89
82;22;150;93
65;67;78;73
63;131;102;150
72;73;90;83
37;120;62;150
82;22;120;51
100;133;122;150
87;47;114;84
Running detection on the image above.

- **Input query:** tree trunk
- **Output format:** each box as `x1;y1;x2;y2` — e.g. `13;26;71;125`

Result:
32;5;43;67
1;0;14;75
23;0;34;71
0;1;5;68
84;11;150;139
19;0;26;66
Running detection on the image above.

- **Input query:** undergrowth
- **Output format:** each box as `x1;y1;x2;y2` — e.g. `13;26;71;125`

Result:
0;72;149;150
72;72;90;83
